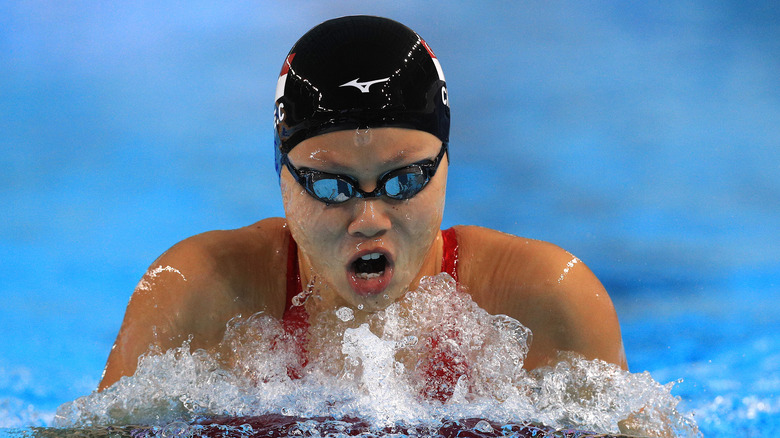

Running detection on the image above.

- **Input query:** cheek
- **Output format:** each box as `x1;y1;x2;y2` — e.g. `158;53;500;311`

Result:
407;180;446;230
395;181;447;254
282;180;329;244
281;179;345;265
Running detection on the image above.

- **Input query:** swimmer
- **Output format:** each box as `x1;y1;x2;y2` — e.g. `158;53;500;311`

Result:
98;15;626;391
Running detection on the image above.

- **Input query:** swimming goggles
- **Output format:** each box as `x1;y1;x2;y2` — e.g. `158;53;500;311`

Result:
281;143;448;204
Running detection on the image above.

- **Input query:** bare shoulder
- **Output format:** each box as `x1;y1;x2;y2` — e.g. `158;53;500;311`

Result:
453;225;627;370
145;217;291;318
453;225;576;295
99;217;291;390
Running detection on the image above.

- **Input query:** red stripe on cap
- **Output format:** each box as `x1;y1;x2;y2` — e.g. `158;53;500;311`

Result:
421;40;436;59
280;53;295;76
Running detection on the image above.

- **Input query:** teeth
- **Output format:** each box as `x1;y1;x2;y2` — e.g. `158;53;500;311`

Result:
360;253;382;261
356;272;383;279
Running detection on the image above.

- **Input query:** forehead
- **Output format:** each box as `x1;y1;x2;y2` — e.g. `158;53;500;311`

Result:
288;128;441;172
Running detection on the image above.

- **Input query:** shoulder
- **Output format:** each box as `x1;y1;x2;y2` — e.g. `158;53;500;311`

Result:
163;217;289;263
449;225;581;306
99;218;292;390
159;217;290;277
452;225;571;283
452;225;626;369
137;217;292;321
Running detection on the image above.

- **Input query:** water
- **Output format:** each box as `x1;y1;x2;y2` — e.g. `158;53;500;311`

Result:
49;275;698;436
2;1;779;437
614;283;780;436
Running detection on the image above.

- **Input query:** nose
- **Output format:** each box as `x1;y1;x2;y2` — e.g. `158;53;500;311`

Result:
347;199;392;238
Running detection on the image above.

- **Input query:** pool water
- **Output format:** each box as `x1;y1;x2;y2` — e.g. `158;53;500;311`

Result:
2;2;779;437
614;283;780;435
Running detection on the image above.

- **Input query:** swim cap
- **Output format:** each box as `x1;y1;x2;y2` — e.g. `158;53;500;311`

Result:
273;15;450;174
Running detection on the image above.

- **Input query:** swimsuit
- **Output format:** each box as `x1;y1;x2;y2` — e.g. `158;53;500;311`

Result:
281;228;461;398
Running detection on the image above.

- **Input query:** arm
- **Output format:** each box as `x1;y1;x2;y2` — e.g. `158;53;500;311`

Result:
519;246;627;370
457;226;627;370
98;237;235;390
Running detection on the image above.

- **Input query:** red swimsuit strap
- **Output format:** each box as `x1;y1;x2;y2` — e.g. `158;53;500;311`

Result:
282;233;309;376
440;227;459;282
285;234;303;313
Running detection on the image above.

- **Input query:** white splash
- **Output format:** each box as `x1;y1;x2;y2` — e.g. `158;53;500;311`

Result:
55;274;700;437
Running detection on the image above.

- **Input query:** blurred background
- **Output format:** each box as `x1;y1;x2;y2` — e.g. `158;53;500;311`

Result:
1;0;778;431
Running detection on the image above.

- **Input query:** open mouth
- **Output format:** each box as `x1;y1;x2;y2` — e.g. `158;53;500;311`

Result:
353;252;387;279
347;251;393;296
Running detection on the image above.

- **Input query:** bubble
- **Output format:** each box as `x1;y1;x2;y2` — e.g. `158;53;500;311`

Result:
336;307;354;322
474;419;493;433
398;335;418;349
161;421;193;438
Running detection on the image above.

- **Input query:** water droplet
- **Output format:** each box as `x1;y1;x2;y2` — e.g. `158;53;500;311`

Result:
399;335;418;348
357;304;364;310
353;126;372;146
161;421;192;438
292;288;312;306
335;306;354;322
474;420;493;433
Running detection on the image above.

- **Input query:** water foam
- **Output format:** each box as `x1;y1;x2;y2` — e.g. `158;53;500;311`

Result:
54;274;699;437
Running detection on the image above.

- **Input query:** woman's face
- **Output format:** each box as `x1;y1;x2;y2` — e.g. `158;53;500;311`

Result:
280;127;448;311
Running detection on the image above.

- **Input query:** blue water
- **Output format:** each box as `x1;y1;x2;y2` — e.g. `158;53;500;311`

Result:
1;1;778;436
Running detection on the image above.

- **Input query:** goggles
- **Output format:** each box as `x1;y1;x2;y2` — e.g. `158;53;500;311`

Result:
281;143;448;205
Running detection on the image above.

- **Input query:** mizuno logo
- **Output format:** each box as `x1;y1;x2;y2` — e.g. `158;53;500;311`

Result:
339;77;390;93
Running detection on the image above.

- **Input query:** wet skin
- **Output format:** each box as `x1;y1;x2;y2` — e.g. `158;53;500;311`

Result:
99;128;627;391
280;128;447;312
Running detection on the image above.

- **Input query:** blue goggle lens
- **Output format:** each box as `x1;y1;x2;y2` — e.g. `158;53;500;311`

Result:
284;143;447;204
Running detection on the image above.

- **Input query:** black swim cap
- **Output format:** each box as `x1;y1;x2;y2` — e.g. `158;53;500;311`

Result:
273;16;450;174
